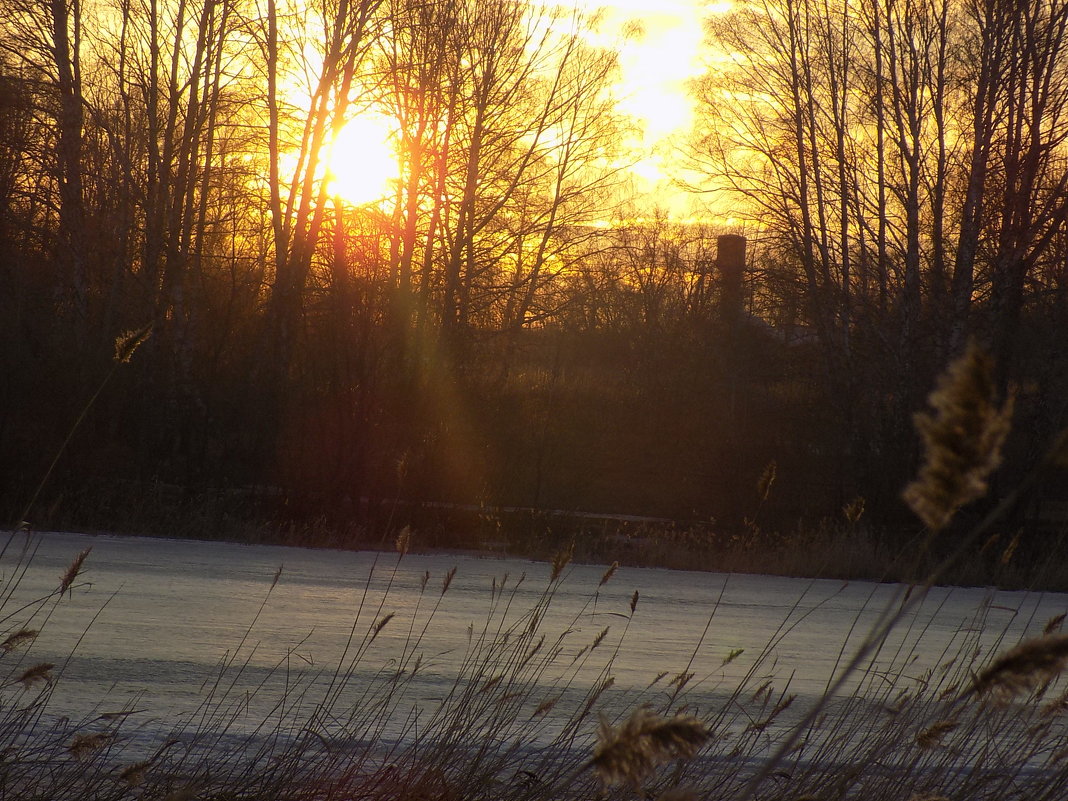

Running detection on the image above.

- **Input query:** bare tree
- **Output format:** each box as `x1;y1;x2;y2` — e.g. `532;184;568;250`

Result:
374;0;625;358
257;0;385;377
695;0;1068;365
0;0;88;321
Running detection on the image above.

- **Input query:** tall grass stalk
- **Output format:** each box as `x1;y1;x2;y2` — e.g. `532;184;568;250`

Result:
13;324;152;532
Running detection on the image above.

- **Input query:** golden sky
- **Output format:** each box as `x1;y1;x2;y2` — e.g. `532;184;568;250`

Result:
585;0;729;217
325;1;726;215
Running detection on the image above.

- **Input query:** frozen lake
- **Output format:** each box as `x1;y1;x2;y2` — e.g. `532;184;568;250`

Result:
3;530;1067;759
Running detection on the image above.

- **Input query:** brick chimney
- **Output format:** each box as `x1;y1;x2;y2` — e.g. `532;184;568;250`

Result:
717;234;746;322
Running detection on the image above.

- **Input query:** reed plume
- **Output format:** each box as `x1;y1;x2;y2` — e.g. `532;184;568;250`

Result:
843;496;865;524
68;732;115;760
59;547;92;595
442;566;456;594
119;761;150;788
16;662;54;688
531;697;558;719
916;720;958;748
757;460;777;501
599;561;619;586
371;613;395;640
723;648;744;666
113;322;153;363
591;627;609;650
551;542;574;582
395;526;411;556
591;706;708;787
902;342;1013;532
1;628;38;653
966;633;1068;699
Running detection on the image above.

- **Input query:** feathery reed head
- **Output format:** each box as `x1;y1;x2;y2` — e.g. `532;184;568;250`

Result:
1000;530;1021;565
371;613;395;640
551;542;574;582
591;627;610;650
599;561;619;586
17;662;54;688
119;761;150;788
843;496;865;524
591;706;709;787
531;696;559;719
442;566;457;594
68;732;116;760
757;460;777;501
396;526;411;556
1;628;38;653
902;342;1013;532
968;633;1068;699
916;719;958;748
113;323;153;363
59;547;92;595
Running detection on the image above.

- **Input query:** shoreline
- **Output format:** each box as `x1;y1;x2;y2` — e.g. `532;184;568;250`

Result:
7;519;1063;593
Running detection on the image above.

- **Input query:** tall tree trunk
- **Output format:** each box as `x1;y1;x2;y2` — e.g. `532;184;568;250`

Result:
49;0;87;324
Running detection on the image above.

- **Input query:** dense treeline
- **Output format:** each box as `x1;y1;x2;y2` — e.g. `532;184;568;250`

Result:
691;0;1068;538
1;0;1066;555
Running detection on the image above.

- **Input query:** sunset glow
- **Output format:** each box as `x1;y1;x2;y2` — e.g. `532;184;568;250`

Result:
10;2;1068;794
582;0;731;213
302;0;724;215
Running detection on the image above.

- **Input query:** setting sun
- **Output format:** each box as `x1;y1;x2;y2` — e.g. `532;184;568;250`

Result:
327;114;399;206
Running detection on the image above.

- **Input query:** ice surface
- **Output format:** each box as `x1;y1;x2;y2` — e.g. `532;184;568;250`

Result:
4;531;1066;759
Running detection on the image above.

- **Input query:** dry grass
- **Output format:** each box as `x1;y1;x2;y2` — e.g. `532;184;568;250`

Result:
1;536;1068;801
